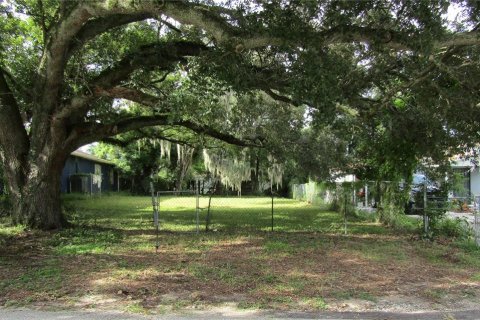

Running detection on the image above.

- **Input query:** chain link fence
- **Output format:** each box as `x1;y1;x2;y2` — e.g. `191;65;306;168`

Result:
292;181;480;245
151;190;276;235
151;182;480;246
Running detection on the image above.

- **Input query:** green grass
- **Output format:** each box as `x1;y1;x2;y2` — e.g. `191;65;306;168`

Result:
302;297;328;310
0;217;24;245
61;195;385;234
332;289;377;302
48;227;123;254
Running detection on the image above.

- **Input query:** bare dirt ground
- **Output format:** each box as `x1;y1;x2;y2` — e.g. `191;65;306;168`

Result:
1;230;479;316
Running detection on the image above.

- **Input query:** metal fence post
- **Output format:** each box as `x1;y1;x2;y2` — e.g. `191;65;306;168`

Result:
353;183;356;208
475;196;480;246
344;192;347;235
152;193;160;252
423;182;429;236
365;184;368;207
475;210;479;246
195;181;200;235
271;190;274;232
205;194;213;232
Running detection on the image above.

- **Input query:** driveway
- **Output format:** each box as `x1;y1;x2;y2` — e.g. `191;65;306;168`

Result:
446;211;477;226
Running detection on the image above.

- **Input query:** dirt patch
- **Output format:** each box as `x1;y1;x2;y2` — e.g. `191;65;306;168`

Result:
1;231;479;313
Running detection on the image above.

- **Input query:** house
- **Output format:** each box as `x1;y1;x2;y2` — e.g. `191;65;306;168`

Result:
450;159;480;198
0;150;118;195
61;150;119;194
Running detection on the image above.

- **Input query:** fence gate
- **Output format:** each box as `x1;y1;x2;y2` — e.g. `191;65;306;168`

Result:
151;190;200;251
155;190;200;232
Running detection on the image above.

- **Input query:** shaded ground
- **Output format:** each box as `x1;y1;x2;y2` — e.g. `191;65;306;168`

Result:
0;196;479;315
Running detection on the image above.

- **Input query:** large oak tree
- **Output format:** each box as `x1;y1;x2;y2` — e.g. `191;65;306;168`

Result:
0;0;479;229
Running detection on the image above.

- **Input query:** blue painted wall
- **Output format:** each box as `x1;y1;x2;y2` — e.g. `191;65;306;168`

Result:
1;155;117;194
60;156;117;193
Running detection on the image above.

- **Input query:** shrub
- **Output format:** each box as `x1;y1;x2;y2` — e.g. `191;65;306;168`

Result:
435;217;472;241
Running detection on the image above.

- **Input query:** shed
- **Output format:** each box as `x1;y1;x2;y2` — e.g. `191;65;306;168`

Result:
61;150;118;193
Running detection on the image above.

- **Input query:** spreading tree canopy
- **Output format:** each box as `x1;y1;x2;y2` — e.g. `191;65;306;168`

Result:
0;0;479;229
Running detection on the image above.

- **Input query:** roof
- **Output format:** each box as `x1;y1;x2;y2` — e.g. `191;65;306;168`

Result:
451;159;475;168
71;150;115;165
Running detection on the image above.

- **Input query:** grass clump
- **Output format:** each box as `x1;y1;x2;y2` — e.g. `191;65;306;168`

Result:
48;227;123;254
302;297;328;310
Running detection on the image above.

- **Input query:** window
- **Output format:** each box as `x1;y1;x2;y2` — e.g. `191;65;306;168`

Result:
452;168;470;198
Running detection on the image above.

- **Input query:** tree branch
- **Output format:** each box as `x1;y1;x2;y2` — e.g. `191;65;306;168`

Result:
160;3;480;51
56;41;206;120
38;3;93;109
102;131;197;149
94;86;165;109
66;13;153;58
438;30;480;48
262;88;297;105
160;19;182;34
68;115;260;150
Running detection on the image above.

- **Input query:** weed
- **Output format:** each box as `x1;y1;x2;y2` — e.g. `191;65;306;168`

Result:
332;289;376;302
461;288;477;298
303;297;328;310
436;218;472;240
357;291;377;302
124;302;148;314
263;273;279;284
424;288;447;301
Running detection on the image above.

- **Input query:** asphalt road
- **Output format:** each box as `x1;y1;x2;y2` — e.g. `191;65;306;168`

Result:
2;308;480;320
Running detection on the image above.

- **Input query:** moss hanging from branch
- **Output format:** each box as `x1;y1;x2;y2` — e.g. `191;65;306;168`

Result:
159;139;171;161
267;154;284;190
175;144;195;191
203;149;251;193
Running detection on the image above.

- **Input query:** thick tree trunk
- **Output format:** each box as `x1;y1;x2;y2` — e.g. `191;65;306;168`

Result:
4;149;67;230
12;175;63;229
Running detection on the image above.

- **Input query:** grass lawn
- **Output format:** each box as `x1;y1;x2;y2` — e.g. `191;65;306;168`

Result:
0;194;479;314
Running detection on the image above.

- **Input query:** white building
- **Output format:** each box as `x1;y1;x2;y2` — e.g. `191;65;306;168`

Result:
450;159;480;197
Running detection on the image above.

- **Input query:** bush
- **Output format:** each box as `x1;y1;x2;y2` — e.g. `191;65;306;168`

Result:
434;217;472;241
353;209;377;223
455;238;480;253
